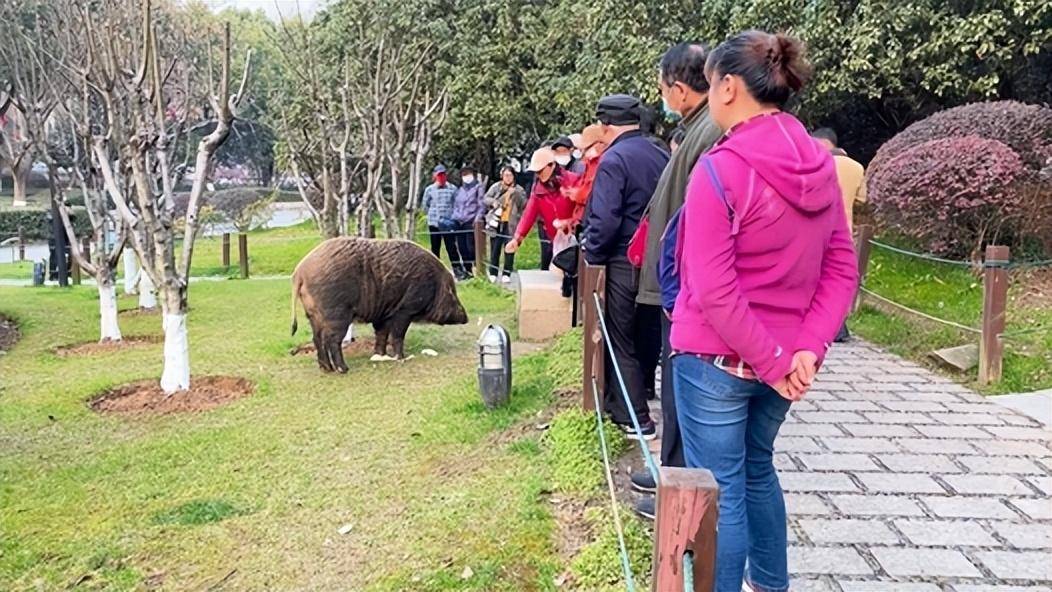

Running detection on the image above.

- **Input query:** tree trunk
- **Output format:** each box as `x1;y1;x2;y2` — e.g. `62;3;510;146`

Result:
123;253;139;295
11;169;28;207
98;272;122;342
160;289;190;394
139;271;157;309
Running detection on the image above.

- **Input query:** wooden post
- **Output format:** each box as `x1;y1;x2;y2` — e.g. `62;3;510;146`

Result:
238;233;249;279
652;467;719;592
979;245;1009;385
853;224;874;312
71;247;81;285
17;226;25;261
473;219;487;278
222;233;231;267
581;260;606;411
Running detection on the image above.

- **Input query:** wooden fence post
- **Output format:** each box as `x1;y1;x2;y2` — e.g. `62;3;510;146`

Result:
853;224;874;312
222;233;231;267
581;260;606;411
71;247;81;285
17;226;25;261
473;220;487;278
979;245;1010;385
652;467;719;592
238;233;249;279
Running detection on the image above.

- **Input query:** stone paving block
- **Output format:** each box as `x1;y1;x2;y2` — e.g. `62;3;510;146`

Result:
798;453;882;472
776;436;823;453
817;400;882;412
870;547;981;578
983;426;1052;440
853;382;915;393
909;382;971;394
785;493;833;515
1029;476;1052;495
975;550;1052;581
865;412;939;425
896;438;977;454
930;412;1006;426
791;400;820;412
942;474;1033;495
999;413;1042;427
922;496;1017;519
899;391;968;403
780;471;860;493
798;518;900;544
780;422;846;437
790;578;836;592
867;373;932;383
857;472;947;494
840;582;941;592
821;437;901;453
915;425;994;439
812;381;854;391
876;453;962;473
805;389;840;400
893;519;998;546
991;522;1052;549
841;423;919;438
774;452;798;471
829;494;926;516
879;400;949;413
788;545;874;575
958;455;1046;475
796;411;869;424
836;389;905;402
944;402;1001;414
953;586;1052;592
969;439;1052;457
1001;498;1052;521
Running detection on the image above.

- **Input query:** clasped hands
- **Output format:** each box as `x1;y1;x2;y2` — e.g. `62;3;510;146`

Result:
772;350;818;402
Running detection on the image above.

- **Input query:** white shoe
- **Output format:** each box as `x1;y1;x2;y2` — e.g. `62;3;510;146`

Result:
488;275;497;282
501;275;512;283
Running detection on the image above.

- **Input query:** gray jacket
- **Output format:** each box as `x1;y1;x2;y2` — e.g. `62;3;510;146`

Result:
483;181;527;233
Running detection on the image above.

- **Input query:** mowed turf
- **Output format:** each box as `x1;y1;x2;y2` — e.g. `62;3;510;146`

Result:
0;260;569;589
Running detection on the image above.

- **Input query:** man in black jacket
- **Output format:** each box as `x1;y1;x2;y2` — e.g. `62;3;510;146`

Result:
583;94;669;440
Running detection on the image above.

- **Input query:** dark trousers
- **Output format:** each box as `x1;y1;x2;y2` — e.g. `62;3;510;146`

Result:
602;257;653;425
538;222;552;270
637;303;662;399
454;221;475;275
429;225;461;271
489;222;515;277
660;313;685;467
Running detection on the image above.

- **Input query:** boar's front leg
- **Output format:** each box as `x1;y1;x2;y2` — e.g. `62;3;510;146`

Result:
373;320;390;357
388;315;412;360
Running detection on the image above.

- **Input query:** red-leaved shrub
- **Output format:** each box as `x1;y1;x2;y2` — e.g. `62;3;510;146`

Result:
868;136;1030;258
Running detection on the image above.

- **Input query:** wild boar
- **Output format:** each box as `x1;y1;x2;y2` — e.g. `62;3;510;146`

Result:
291;237;469;373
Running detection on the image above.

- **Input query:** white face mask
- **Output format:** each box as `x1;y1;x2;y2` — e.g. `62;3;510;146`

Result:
462;175;475;185
572;149;583;160
554;155;571;166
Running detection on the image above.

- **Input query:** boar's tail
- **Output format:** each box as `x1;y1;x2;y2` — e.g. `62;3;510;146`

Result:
290;275;301;336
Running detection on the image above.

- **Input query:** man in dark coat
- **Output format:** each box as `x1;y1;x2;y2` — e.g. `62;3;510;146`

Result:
583;94;669;440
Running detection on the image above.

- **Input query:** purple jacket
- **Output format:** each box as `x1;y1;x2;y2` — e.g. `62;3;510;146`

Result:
670;112;858;385
452;181;486;224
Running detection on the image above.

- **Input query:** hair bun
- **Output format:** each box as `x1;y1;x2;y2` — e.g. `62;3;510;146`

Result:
771;33;810;93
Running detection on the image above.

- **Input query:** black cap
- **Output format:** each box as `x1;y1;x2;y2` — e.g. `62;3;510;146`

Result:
595;94;642;125
551;136;574;150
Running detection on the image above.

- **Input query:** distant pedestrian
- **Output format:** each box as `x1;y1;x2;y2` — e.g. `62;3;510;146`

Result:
583;93;669;440
451;165;486;279
421;164;460;271
562;124;607;232
551;135;586;174
668;31;857;592
483;166;526;282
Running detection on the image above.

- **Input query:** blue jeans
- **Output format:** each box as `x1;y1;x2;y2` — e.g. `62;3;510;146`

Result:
672;354;791;592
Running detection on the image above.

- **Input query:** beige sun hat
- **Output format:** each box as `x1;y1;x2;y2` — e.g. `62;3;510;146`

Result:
574;124;605;150
527;147;557;172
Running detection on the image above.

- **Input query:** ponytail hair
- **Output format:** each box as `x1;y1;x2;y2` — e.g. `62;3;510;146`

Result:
705;30;811;107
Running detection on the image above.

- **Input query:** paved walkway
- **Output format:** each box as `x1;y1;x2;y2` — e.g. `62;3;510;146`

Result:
648;340;1052;591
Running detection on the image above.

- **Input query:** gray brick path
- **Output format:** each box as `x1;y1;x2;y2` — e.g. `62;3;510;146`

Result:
649;340;1052;590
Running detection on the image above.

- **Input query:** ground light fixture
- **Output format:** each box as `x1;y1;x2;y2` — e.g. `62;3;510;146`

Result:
477;324;511;409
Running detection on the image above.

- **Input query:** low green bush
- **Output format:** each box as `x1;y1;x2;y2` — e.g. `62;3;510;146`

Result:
570;505;652;590
544;408;627;495
0;207;91;241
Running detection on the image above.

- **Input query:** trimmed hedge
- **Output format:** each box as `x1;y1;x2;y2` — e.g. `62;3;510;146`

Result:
0;207;92;241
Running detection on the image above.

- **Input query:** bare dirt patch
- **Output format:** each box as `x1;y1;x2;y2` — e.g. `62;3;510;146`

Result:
54;335;161;357
89;376;254;415
289;339;375;357
0;315;19;353
119;307;161;318
1013;268;1052;309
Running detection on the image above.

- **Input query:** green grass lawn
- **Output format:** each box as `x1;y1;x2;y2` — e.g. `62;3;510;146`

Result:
0;249;583;590
851;246;1052;394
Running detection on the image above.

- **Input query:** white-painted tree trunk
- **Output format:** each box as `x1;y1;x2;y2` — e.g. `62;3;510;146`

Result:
98;282;122;342
343;324;355;344
138;271;157;309
10;170;28;207
123;254;139;295
160;313;190;393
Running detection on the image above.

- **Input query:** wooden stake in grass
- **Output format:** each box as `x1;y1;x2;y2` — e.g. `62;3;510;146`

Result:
979;245;1009;385
581;260;605;412
239;234;249;279
222;233;231;267
652;467;718;592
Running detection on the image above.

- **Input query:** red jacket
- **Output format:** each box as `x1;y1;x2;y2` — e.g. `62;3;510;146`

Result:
514;170;577;241
563;157;601;227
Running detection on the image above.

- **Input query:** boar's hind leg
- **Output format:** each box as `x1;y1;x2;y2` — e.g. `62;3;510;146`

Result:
326;320;351;374
373;321;390;356
389;316;412;360
309;316;334;372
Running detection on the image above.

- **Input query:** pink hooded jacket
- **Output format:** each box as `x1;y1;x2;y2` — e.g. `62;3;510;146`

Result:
669;112;858;385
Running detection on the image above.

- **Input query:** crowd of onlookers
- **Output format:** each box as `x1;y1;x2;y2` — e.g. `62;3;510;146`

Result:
421;29;867;592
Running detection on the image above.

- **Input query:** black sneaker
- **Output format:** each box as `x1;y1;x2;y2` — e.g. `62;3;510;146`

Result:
617;419;657;441
630;471;657;494
634;496;655;521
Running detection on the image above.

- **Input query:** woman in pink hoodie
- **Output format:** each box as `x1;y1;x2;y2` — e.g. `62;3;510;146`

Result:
668;31;858;592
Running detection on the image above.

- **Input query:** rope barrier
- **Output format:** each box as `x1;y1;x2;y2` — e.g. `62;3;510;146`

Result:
592;291;661;486
591;376;638;592
1009;259;1052;270
683;551;694;590
868;240;975;267
859;287;982;334
1000;325;1052;340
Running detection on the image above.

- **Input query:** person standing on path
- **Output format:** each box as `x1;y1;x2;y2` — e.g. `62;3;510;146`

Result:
669;31;858;592
483;165;526;282
422;164;461;271
451;165;486;279
630;42;724;516
583;94;670;440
